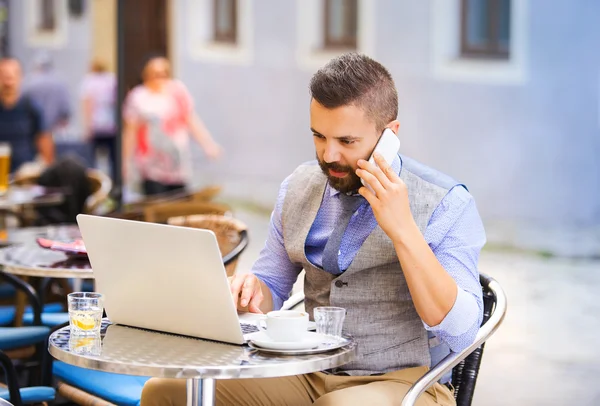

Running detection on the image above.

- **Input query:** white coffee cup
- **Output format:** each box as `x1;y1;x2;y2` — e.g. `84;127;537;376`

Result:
258;310;309;342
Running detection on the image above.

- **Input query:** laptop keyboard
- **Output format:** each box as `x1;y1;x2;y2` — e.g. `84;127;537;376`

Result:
240;322;259;334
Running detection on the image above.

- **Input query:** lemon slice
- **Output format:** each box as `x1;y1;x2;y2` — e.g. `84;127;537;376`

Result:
73;317;96;330
73;337;95;348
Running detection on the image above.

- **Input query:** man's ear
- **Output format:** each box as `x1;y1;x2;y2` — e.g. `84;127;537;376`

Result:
387;120;400;134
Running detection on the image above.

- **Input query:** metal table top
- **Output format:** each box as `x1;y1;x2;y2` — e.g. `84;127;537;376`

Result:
0;242;92;279
0;185;63;210
0;225;81;247
49;320;356;380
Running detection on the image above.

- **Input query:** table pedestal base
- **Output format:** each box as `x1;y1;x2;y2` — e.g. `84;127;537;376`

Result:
187;378;215;406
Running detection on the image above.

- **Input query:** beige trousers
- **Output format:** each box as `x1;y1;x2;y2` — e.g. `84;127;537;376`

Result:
140;366;455;406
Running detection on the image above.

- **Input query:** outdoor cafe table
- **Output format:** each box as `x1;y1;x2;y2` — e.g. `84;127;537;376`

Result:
0;238;91;280
0;230;92;325
49;320;357;406
0;224;81;248
0;185;64;211
0;185;64;228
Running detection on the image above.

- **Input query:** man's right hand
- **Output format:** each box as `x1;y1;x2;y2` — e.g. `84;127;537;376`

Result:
228;273;264;314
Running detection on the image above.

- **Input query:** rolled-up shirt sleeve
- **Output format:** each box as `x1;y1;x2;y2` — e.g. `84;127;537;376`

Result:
251;176;303;310
423;186;486;353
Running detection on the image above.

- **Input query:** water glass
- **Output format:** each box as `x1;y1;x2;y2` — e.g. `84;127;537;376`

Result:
314;306;346;337
68;292;104;336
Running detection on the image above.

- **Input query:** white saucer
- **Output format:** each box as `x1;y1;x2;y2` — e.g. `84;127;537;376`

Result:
247;331;323;351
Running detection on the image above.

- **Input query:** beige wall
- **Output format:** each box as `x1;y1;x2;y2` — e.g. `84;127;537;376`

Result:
91;0;116;72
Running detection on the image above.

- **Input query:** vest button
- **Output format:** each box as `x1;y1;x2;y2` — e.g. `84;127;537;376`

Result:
334;280;344;288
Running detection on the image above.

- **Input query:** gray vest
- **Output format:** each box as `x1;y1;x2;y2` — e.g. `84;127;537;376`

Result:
281;156;456;375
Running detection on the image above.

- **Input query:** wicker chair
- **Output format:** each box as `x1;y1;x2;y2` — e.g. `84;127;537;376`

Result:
283;273;507;406
168;214;249;276
109;185;223;222
11;168;112;215
143;201;231;224
82;169;112;214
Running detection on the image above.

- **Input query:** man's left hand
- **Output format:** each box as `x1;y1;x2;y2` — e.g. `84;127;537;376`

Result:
356;153;415;243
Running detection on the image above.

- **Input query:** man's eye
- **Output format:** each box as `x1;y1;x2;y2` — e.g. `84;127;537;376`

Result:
340;139;355;145
313;133;324;139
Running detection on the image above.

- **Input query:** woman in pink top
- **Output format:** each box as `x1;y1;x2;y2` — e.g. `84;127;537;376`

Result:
122;56;222;195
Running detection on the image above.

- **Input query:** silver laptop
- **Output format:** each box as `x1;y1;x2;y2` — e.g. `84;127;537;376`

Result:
76;214;261;345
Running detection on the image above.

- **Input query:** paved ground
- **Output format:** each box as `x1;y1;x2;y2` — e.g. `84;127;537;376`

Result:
233;208;600;406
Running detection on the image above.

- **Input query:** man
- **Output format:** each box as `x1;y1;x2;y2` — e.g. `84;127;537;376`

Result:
0;58;54;172
23;51;71;133
141;53;485;406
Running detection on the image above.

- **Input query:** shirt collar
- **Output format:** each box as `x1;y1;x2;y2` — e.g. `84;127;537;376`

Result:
327;154;402;197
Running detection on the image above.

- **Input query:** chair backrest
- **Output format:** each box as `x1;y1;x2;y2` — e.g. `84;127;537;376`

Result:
450;273;496;405
190;185;222;202
11;166;112;215
167;214;248;276
108;185;223;222
84;169;112;214
401;273;507;406
143;201;231;224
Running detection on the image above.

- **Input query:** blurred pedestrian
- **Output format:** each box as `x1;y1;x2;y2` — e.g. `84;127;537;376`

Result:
122;55;222;196
0;57;54;173
23;51;71;133
80;58;117;178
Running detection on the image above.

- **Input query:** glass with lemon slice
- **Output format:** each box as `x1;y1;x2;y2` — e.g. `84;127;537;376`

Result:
67;292;104;335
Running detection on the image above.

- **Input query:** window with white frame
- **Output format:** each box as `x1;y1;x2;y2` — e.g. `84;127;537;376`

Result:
297;0;375;70
25;0;67;47
38;0;56;32
213;0;237;44
323;0;358;50
460;0;510;59
187;0;252;64
432;0;526;85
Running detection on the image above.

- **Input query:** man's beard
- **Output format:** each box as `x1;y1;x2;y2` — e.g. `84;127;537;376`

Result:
317;154;363;194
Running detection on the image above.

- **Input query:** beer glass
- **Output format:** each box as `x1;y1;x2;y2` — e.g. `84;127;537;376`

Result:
0;143;11;195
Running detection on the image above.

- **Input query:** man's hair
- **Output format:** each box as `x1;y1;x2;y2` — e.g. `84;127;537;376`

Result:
309;53;398;132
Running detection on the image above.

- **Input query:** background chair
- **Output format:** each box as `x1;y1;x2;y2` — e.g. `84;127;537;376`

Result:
0;274;55;406
82;169;112;214
109;185;223;222
143;201;231;224
12;167;112;217
168;214;249;276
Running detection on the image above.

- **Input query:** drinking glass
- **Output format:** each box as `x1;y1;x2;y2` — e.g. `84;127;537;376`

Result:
68;292;104;335
0;143;11;196
314;306;346;337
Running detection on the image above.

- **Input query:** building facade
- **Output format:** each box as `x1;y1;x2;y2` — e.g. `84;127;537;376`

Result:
7;0;600;256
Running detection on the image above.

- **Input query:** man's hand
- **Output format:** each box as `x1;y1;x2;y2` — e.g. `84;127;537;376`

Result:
356;152;415;244
228;273;264;314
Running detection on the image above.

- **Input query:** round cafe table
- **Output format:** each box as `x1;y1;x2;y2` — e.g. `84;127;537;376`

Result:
0;224;90;288
0;224;82;248
49;321;356;406
0;185;64;228
0;227;91;325
0;185;64;210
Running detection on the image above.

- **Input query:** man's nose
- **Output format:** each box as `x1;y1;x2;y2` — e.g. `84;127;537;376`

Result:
323;142;341;163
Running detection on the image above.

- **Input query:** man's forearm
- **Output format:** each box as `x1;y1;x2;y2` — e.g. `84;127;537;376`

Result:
393;221;458;326
36;133;55;165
